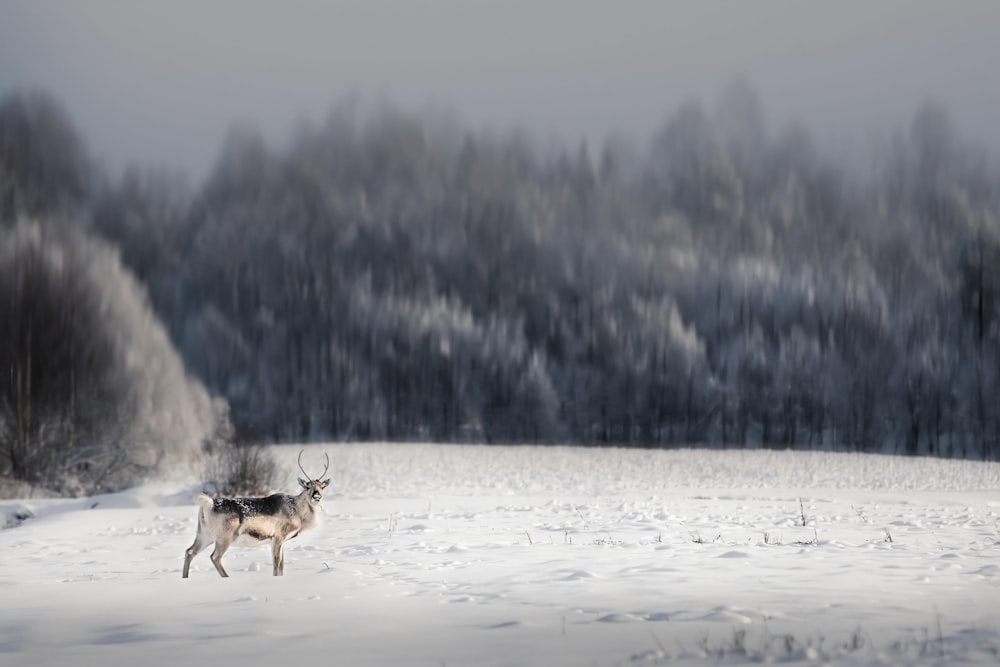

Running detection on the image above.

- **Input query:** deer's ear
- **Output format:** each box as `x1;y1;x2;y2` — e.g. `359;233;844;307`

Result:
298;477;308;488
321;478;331;488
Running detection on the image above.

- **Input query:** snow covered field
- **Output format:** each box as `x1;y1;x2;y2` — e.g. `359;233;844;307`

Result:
2;443;999;666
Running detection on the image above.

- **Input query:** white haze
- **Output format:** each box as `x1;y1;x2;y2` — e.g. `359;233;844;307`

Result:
1;1;999;180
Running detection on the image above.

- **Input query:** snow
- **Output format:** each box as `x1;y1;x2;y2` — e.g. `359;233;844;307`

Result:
2;443;999;666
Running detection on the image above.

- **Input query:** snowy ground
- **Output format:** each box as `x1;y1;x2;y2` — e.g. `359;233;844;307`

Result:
2;443;999;667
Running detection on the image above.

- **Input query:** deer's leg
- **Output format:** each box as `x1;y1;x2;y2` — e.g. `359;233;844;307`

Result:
182;536;210;578
272;538;285;576
209;538;232;577
209;519;238;578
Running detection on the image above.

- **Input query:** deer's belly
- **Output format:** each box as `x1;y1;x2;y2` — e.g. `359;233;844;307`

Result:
232;531;272;546
233;516;290;546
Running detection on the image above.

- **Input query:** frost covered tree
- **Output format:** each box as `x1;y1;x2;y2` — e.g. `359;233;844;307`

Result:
0;221;218;495
0;91;92;223
5;87;999;460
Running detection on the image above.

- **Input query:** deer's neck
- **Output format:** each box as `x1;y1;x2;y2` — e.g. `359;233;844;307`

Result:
292;491;321;529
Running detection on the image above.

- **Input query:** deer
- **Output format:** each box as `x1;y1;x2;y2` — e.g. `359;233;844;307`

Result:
182;450;330;578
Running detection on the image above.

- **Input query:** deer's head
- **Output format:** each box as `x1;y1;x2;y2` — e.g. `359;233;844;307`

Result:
297;450;331;504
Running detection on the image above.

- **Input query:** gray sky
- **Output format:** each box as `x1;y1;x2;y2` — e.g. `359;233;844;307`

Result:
2;0;999;180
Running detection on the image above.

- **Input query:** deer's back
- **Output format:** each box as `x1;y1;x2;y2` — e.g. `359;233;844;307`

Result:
213;494;292;519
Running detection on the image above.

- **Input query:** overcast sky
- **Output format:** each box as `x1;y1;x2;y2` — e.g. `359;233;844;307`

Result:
2;0;999;180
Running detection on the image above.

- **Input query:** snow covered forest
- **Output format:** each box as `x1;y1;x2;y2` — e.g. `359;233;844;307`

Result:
2;83;1000;492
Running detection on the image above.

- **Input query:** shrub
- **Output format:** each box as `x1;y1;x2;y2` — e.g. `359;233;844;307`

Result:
202;443;279;497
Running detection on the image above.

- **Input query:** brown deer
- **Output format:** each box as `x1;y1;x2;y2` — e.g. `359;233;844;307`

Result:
182;450;330;578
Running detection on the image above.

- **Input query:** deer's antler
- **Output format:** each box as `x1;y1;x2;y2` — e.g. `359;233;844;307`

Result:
297;449;310;479
298;449;330;480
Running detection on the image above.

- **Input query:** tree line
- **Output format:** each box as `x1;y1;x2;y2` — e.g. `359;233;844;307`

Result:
2;83;999;492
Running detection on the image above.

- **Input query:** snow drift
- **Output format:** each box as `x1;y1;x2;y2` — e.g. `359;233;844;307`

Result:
1;443;998;666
